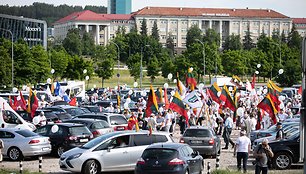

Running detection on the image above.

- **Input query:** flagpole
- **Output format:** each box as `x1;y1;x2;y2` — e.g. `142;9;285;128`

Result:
196;102;206;124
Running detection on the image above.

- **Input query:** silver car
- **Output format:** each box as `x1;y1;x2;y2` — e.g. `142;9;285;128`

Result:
59;131;173;174
0;128;51;161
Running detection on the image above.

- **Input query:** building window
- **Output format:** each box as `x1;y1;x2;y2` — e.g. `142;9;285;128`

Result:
181;20;188;25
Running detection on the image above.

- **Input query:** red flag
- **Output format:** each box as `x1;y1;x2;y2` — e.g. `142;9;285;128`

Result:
145;85;159;117
27;89;39;118
298;86;302;95
9;96;17;111
251;74;256;89
69;97;77;106
164;88;170;110
16;91;27;110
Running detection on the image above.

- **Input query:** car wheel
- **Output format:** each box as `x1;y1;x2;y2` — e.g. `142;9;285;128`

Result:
8;147;23;161
273;152;292;170
57;146;65;157
83;160;101;174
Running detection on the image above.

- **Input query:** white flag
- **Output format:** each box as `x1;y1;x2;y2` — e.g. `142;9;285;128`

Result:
183;91;203;108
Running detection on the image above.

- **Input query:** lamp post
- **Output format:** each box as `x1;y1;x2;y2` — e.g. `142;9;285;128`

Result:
195;39;205;86
110;40;120;88
272;42;283;77
0;28;14;89
140;45;150;89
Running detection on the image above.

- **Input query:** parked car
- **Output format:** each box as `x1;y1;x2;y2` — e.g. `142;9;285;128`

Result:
0;128;51;161
135;142;204;174
250;122;299;143
81;105;101;113
179;126;221;158
73;113;128;131
59;130;173;174
34;123;93;157
269;131;300;169
63;119;113;138
45;105;87;117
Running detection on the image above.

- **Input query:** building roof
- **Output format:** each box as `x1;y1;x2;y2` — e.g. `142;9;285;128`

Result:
293;18;306;24
133;7;289;19
54;10;133;25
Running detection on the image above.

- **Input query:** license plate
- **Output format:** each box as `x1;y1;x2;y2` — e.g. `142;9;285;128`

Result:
42;147;50;151
191;140;202;144
116;127;124;131
80;139;88;143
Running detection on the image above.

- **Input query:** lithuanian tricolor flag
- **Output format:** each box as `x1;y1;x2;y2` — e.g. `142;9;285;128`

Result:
220;85;236;112
207;82;221;104
145;85;159;117
155;87;163;103
186;68;197;91
27;88;39;118
257;94;278;124
169;91;188;122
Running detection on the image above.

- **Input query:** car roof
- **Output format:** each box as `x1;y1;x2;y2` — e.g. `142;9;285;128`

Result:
186;126;212;130
101;130;171;137
0;128;30;132
45;123;85;127
147;142;185;149
65;118;107;124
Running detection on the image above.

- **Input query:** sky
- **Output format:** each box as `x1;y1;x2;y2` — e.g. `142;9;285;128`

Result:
1;0;306;18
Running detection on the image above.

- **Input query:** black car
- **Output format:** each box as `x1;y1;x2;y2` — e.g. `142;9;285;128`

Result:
268;131;300;170
81;105;101;113
45;105;87;117
34;123;93;157
179;126;221;158
135;143;203;174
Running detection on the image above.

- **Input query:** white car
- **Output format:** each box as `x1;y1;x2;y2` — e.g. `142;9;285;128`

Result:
0;128;51;160
59;130;173;174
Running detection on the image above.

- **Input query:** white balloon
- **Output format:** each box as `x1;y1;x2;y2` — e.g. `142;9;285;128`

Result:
173;79;177;83
22;85;27;91
41;95;45;100
164;83;169;89
85;76;89;80
257;64;261;68
279;69;284;75
189;67;193;72
167;73;173;80
198;83;204;89
114;86;118;90
33;116;40;125
83;69;87;74
50;69;55;74
228;87;233;91
93;84;96;88
263;88;268;94
12;87;18;93
91;88;94;91
133;82;138;88
51;125;59;133
217;91;221;97
255;71;259;75
47;78;51;84
128;90;133;95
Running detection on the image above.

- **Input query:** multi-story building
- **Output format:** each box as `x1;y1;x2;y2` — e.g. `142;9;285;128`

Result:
108;0;132;14
133;7;292;49
293;18;306;37
53;10;134;46
0;13;47;48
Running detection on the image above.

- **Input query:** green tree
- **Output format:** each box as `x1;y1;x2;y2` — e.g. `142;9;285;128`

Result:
221;50;245;76
82;32;95;56
203;28;220;46
186;25;202;48
243;25;254;50
151;20;159;41
173;54;193;81
50;49;69;78
272;29;280;42
62;28;82;56
161;58;175;79
276;58;301;86
223;34;242;51
140;18;148;36
280;30;287;44
30;45;50;83
166;34;175;57
287;24;302;49
63;55;93;80
93;45;115;87
126;53;141;81
0;43;11;87
146;56;160;82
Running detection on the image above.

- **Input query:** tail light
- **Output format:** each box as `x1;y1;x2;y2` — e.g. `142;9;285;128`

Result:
208;138;215;145
67;136;78;141
136;158;145;165
179;138;185;143
92;131;100;137
168;158;185;165
29;139;40;144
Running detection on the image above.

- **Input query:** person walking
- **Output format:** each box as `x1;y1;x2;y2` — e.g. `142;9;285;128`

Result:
234;130;251;173
222;113;235;149
253;138;274;174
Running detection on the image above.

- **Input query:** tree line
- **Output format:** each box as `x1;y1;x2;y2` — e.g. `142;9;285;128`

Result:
0;3;107;26
0;19;303;89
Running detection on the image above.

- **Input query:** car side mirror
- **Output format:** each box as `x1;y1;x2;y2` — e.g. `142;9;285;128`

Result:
191;151;199;158
107;146;113;152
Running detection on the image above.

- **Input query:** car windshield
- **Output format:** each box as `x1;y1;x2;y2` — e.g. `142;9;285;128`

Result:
142;148;177;159
184;129;211;137
81;132;119;149
69;126;91;135
87;107;100;113
286;131;299;139
92;121;110;129
110;115;127;125
16;130;38;137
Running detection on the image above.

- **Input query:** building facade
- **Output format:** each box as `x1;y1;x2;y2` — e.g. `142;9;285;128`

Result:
133;7;292;48
53;10;134;46
293;18;306;37
108;0;132;14
0;13;47;48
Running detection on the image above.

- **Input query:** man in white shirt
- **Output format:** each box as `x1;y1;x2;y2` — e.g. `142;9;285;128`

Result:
222;113;235;149
234;130;251;173
278;108;288;122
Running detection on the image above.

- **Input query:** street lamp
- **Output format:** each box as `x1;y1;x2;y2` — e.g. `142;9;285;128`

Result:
110;40;120;88
140;44;150;88
272;42;283;75
0;28;14;89
195;39;205;86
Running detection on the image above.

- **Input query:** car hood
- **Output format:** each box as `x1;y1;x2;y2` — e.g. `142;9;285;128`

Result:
61;147;88;159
